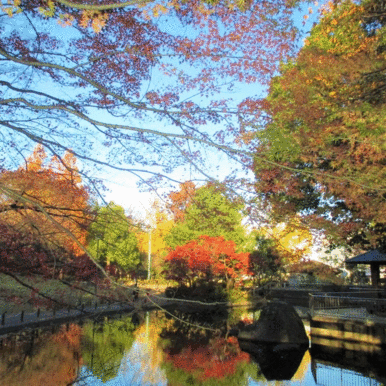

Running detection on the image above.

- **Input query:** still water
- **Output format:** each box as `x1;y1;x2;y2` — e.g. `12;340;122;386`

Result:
0;307;385;386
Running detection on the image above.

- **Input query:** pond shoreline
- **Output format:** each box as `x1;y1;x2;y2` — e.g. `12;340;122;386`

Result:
0;294;267;336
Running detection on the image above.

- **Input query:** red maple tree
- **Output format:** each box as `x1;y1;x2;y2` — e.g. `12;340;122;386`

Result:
164;235;250;288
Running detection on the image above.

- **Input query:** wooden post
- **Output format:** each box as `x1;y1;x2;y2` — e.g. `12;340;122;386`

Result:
371;263;380;288
309;294;314;318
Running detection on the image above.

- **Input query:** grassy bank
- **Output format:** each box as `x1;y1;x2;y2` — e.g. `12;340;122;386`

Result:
0;273;258;319
0;274;175;315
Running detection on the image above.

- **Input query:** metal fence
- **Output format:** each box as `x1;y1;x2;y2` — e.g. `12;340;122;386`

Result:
309;292;386;318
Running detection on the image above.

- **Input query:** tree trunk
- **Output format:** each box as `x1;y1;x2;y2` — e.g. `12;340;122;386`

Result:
226;277;235;291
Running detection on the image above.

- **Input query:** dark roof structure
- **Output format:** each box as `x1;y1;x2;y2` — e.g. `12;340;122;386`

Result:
346;249;386;264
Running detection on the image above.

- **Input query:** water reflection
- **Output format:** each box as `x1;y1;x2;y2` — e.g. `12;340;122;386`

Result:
0;324;82;386
81;315;139;383
158;307;260;385
311;344;386;386
238;341;307;381
123;312;166;385
0;309;385;385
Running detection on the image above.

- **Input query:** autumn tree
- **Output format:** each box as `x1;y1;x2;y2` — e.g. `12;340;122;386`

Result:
249;236;284;285
248;219;313;284
165;183;247;250
0;144;92;276
247;0;386;251
167;181;196;222
164;235;250;290
0;145;90;254
258;218;312;264
87;202;141;275
0;324;83;386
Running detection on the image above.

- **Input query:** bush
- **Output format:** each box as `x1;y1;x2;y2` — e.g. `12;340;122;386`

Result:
165;281;228;303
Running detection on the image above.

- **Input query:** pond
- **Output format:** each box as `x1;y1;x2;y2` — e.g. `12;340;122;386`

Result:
0;307;385;386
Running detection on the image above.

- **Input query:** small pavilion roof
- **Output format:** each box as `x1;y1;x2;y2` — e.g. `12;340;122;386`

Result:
346;249;386;265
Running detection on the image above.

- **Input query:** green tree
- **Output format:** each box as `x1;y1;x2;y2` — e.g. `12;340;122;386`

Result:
249;235;283;285
165;183;247;250
248;0;386;251
88;202;141;273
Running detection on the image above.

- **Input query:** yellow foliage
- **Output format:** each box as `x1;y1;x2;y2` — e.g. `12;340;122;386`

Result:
79;10;93;29
1;0;21;17
57;13;75;27
137;201;174;258
24;144;46;172
38;0;55;18
91;12;109;33
259;217;313;264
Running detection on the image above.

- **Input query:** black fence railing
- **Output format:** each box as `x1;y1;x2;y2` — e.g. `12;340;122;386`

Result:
309;293;386;318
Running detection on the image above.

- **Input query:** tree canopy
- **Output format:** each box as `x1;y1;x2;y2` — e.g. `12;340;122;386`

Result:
0;0;301;184
164;235;250;288
250;0;386;251
165;183;247;250
87;202;141;273
0;0;309;225
257;219;313;264
0;144;93;276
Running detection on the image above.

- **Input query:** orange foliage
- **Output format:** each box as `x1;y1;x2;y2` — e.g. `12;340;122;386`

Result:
167;181;196;222
250;0;386;249
0;145;90;257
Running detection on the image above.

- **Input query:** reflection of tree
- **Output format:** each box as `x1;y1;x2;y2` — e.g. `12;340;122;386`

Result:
159;311;257;386
162;337;254;386
81;315;137;383
0;324;82;386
